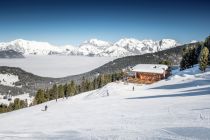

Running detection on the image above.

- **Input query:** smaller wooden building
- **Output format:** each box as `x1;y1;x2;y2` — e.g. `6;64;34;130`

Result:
126;64;170;84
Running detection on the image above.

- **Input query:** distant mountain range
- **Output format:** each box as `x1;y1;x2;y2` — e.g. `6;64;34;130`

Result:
0;38;181;57
0;50;24;58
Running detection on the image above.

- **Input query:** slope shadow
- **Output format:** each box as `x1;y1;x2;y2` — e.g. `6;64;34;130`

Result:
163;127;210;140
192;107;210;111
126;87;210;100
150;80;210;90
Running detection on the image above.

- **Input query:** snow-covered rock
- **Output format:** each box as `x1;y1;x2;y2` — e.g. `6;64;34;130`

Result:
0;38;180;57
190;40;198;43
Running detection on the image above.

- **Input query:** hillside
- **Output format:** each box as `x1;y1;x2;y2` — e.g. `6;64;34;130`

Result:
0;65;209;139
0;66;83;96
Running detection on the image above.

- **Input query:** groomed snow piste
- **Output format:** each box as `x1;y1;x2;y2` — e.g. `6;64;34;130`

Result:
0;65;210;140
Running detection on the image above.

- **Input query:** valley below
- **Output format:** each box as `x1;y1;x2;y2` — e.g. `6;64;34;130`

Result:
0;55;113;78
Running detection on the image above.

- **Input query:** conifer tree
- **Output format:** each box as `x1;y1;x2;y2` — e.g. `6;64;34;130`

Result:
199;47;209;72
0;104;8;113
92;78;97;89
204;36;210;49
204;36;210;63
34;89;47;104
47;84;58;100
44;88;50;101
66;84;72;97
180;46;197;70
81;77;86;92
20;99;28;108
58;85;64;98
84;79;91;91
63;83;68;97
70;80;76;96
76;85;81;94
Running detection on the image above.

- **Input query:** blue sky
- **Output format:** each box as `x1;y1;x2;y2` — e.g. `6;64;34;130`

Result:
0;0;209;45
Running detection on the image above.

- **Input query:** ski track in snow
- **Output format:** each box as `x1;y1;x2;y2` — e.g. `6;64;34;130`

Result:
0;66;210;139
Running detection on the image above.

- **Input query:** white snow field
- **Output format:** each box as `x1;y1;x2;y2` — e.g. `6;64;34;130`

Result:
0;56;113;77
0;73;19;87
0;66;210;140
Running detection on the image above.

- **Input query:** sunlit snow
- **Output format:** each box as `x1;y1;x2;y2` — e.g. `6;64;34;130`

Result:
0;66;210;139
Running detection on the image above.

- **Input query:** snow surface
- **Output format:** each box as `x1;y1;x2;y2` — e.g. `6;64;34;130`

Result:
0;73;19;87
0;56;113;77
0;38;180;57
0;66;210;139
131;64;168;74
0;93;33;106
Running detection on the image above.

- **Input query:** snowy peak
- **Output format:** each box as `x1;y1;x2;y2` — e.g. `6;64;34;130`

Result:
190;40;198;43
0;38;180;57
158;39;179;51
0;39;60;55
83;39;112;47
112;38;179;55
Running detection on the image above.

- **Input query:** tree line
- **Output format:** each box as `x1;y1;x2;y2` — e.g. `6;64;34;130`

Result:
0;72;124;113
180;36;210;72
33;72;124;105
0;98;28;113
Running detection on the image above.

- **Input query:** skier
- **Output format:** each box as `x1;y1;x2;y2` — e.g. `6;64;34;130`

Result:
132;86;135;91
107;90;109;96
44;105;48;111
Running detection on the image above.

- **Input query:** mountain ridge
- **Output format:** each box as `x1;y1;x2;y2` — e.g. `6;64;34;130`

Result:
0;38;180;57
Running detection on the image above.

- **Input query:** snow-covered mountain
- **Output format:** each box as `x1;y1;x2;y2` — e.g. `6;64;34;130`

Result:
0;38;180;57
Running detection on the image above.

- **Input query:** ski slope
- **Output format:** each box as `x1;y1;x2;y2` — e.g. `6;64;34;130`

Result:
0;66;210;140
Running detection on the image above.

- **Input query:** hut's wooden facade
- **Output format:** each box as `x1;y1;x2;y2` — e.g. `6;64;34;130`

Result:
126;64;170;84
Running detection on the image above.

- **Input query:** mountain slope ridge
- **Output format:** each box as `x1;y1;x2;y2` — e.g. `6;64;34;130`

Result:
0;38;180;57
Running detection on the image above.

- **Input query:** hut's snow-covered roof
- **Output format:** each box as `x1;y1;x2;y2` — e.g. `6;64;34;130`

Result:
131;64;168;74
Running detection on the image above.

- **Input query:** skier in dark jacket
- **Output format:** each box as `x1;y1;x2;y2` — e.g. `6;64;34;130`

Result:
45;105;48;111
